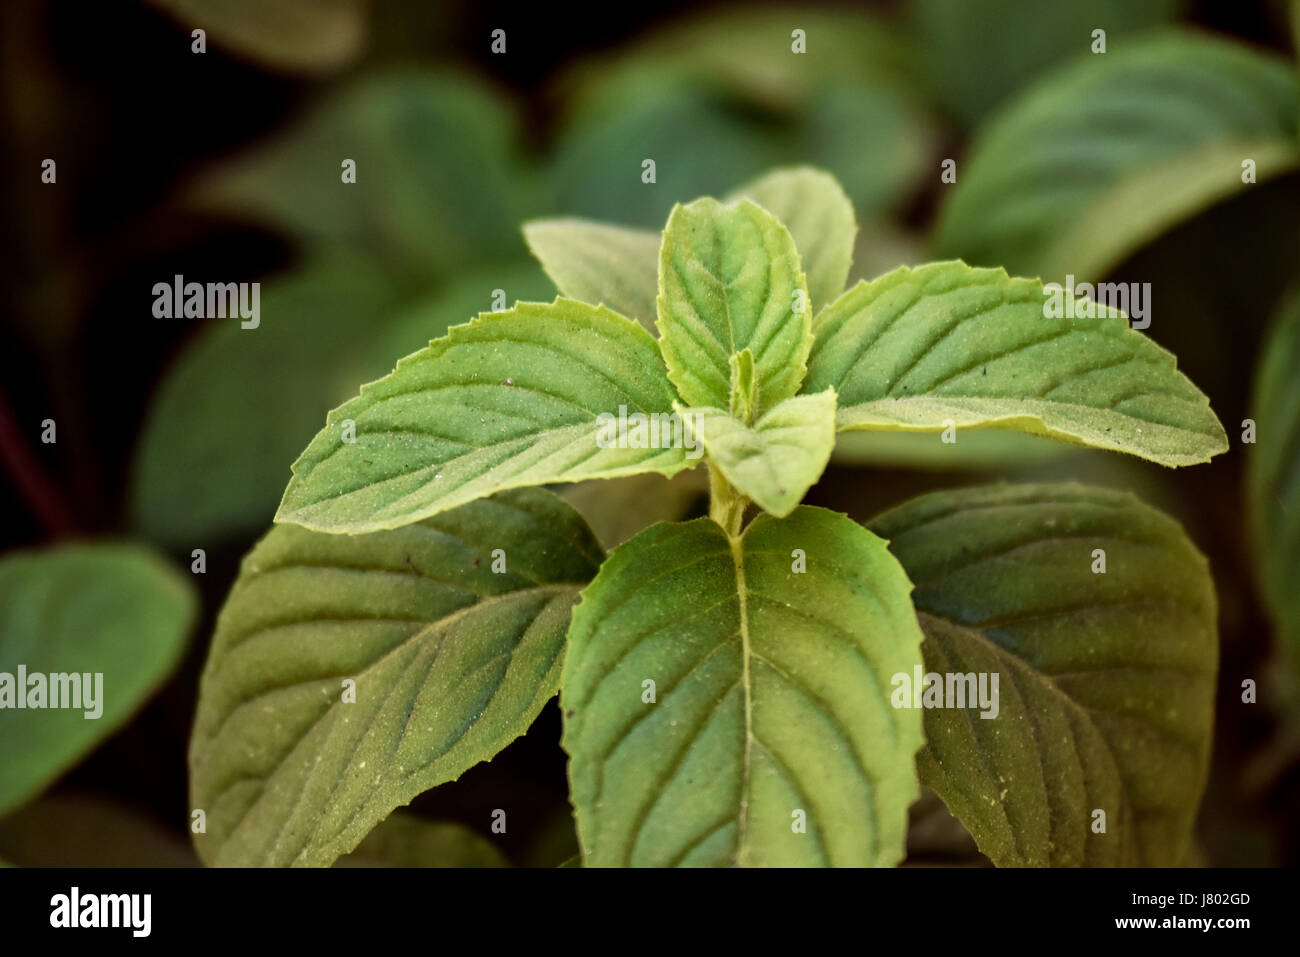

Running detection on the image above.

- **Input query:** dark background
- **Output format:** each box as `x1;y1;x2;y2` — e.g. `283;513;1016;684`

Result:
1;0;1297;866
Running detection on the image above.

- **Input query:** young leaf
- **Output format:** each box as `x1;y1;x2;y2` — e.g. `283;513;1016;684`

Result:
522;219;661;332
683;389;837;518
0;544;196;818
562;508;924;867
807;261;1227;466
190;488;603;867
727;167;857;315
869;483;1218;866
656;198;812;414
1248;290;1300;669
276;298;691;533
934;31;1300;280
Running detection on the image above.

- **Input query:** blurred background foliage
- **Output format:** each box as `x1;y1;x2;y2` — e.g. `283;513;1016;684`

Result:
1;0;1299;867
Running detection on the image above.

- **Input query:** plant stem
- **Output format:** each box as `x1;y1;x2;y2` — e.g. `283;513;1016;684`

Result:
708;462;748;537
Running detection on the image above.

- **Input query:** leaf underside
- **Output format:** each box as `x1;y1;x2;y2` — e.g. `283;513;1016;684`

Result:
523;218;662;332
806;261;1227;467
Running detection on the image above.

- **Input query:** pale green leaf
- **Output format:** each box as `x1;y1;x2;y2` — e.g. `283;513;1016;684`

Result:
727;167;857;315
276;298;690;534
190;488;603;867
1249;289;1300;670
0;544;196;817
146;0;366;72
522;219;661;332
934;31;1300;280
869;483;1218;866
807;261;1227;467
562;508;925;866
684;389;837;518
561;470;708;550
335;813;507;868
656;198;811;413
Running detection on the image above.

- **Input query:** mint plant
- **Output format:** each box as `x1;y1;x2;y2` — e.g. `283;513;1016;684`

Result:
189;167;1226;867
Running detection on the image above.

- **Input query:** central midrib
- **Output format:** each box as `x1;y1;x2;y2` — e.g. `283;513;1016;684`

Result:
729;532;755;865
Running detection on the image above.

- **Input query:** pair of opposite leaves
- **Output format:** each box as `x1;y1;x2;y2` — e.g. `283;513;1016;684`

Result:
274;172;1224;532
191;169;1224;867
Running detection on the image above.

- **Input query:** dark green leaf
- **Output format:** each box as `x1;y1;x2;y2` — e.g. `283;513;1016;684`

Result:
869;483;1218;866
190;488;603;866
1249;289;1300;670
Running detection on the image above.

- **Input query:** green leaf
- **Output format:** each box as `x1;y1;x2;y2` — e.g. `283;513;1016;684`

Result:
189;488;603;867
868;483;1218;866
910;0;1178;127
548;11;933;220
522;219;661;333
276;298;691;534
547;72;782;231
562;508;925;866
727;167;857;315
656;198;811;413
0;544;196;817
557;8;917;115
335;813;506;868
806;261;1227;467
193;71;534;284
934;31;1300;281
684;389;837;518
146;0;366;72
130;257;556;546
1249;289;1300;670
